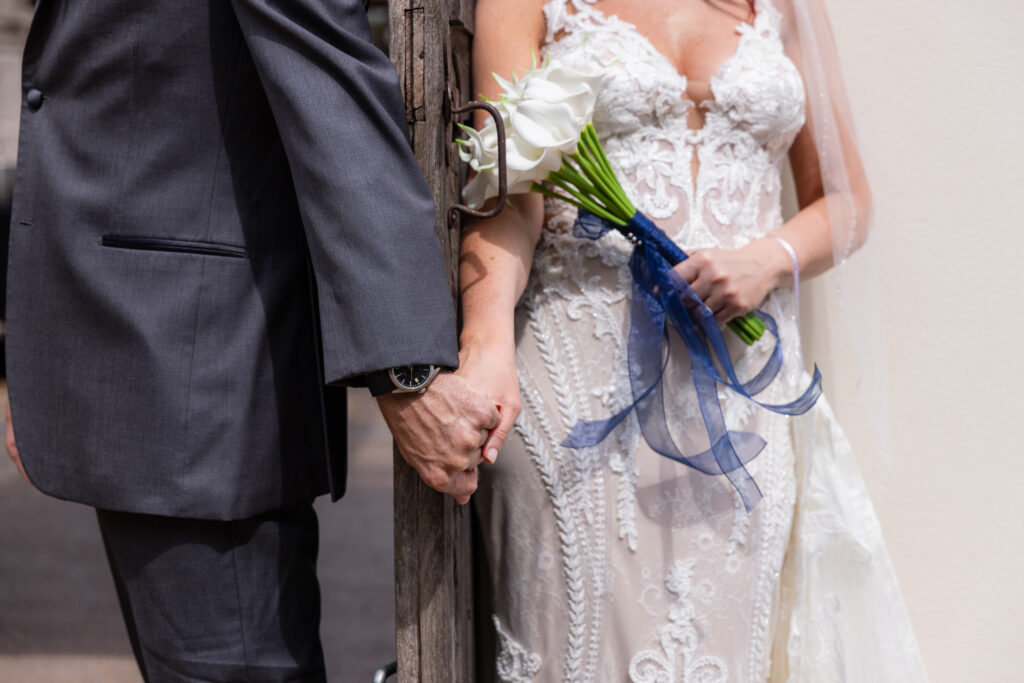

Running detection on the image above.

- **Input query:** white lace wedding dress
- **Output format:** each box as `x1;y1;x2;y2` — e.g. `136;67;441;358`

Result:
473;1;928;681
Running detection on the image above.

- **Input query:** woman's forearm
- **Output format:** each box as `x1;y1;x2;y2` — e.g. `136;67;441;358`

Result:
746;197;839;290
462;0;546;349
765;107;873;287
459;194;545;350
746;185;872;292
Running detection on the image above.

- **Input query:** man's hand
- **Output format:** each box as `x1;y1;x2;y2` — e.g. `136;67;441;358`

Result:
376;372;500;504
5;400;29;482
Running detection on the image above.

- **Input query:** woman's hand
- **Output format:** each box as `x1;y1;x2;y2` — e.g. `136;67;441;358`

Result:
456;334;521;465
673;238;792;323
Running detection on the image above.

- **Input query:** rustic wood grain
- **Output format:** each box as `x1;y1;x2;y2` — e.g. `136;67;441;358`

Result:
448;20;477;681
389;1;477;681
450;0;475;34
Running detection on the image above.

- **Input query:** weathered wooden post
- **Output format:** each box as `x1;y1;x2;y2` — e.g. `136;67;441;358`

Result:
387;1;478;680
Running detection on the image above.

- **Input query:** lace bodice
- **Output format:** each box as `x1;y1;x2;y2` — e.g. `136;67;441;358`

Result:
538;0;805;258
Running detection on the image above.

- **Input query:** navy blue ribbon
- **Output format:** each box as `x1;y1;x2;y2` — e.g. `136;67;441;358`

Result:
563;210;822;511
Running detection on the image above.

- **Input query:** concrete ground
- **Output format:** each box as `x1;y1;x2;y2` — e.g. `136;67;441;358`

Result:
0;384;397;683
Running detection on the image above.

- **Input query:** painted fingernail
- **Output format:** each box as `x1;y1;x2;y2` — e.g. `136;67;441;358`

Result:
485;447;499;464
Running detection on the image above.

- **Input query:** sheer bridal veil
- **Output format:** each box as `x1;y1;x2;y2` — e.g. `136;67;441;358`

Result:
769;0;929;680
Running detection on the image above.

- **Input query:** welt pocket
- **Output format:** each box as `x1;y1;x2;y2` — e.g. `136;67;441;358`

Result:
101;235;248;259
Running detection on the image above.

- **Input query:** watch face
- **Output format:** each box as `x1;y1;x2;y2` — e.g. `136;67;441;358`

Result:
391;365;434;390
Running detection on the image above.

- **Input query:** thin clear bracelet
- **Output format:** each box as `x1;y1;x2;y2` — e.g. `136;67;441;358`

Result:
769;235;802;361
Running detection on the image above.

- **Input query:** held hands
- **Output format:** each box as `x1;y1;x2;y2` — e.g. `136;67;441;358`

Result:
673;238;791;324
376;372;500;505
455;335;521;467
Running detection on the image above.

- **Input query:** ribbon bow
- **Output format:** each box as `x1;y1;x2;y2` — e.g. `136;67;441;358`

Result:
562;210;822;511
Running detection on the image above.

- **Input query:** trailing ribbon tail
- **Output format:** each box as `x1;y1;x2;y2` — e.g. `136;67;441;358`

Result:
563;210;823;512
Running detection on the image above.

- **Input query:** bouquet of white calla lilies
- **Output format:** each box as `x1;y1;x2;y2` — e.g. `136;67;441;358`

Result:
459;55;768;345
458;54;604;209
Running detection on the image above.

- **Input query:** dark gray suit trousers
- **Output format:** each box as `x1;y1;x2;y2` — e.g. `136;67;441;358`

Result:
97;504;327;683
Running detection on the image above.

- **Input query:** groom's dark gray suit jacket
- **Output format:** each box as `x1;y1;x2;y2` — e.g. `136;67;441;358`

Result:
6;0;458;520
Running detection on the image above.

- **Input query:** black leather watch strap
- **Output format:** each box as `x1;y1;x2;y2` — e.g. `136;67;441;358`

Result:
366;370;397;397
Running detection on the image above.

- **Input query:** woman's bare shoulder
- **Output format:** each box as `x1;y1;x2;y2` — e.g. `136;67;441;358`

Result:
474;0;548;97
475;0;547;47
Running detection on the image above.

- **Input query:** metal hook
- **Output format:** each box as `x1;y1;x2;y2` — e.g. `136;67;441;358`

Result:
448;88;507;226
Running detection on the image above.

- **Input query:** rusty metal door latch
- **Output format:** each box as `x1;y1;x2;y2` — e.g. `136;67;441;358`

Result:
447;84;507;230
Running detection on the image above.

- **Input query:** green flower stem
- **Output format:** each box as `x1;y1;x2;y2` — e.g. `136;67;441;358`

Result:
741;315;762;338
552;157;630;223
731;320;755;344
729;321;753;344
727;314;768;346
533;181;625;226
581;126;613;179
582;126;635;215
581;125;605;166
573;142;618;201
569;152;631;222
735;314;756;334
548;174;614;216
732;316;757;340
728;320;753;345
582;128;635;215
569;139;618;195
563;152;609;201
552;163;604;204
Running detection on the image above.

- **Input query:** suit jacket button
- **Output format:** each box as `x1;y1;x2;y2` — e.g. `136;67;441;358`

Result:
26;88;44;111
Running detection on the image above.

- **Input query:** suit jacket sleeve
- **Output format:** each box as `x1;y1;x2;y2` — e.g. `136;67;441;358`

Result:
230;0;458;384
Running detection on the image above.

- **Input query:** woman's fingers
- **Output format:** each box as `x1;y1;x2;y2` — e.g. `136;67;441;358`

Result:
674;250;755;322
674;251;718;300
716;305;744;324
691;274;716;303
673;257;699;285
481;399;522;465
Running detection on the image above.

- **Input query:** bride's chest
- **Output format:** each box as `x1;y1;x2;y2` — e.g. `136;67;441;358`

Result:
545;16;806;154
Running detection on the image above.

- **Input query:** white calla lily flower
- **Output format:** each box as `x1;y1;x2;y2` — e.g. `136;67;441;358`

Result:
508;100;581;151
459;54;603;209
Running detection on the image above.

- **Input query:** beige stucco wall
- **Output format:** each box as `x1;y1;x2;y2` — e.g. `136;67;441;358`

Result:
812;2;1024;680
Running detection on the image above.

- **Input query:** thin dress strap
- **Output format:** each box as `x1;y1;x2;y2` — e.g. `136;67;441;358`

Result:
752;0;783;37
543;0;601;46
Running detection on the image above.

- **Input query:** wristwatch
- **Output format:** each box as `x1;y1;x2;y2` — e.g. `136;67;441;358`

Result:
367;364;442;397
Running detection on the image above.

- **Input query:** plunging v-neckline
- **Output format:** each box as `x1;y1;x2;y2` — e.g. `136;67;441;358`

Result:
580;3;758;111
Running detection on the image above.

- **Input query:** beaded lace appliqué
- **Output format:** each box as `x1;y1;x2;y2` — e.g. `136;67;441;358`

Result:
495;616;543;682
627;559;729;683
